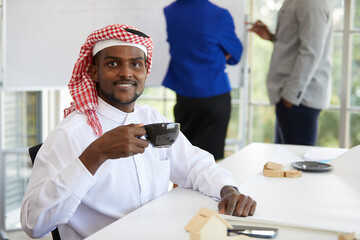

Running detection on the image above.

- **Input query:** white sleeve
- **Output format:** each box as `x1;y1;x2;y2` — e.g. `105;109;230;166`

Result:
20;129;95;238
168;132;237;199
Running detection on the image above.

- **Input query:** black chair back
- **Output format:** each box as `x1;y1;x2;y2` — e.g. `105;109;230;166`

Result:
28;143;61;240
28;144;42;165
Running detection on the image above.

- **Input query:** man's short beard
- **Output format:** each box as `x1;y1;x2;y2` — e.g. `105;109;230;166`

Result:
98;87;143;106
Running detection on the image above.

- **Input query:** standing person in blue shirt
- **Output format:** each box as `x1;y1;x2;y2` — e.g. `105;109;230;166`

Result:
162;0;243;160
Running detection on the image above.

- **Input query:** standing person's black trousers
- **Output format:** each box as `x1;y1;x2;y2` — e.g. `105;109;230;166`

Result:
275;100;321;146
174;92;231;160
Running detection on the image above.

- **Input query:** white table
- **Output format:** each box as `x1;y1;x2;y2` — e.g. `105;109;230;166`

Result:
86;143;359;240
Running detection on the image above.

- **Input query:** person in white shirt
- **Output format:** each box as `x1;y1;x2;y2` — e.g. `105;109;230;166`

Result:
20;24;256;240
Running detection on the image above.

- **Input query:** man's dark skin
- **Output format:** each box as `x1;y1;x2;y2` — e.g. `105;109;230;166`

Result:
78;45;256;217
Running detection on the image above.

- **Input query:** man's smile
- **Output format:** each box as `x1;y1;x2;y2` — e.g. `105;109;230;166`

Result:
114;80;136;89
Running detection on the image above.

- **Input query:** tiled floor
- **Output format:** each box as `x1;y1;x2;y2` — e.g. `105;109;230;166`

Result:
6;230;52;240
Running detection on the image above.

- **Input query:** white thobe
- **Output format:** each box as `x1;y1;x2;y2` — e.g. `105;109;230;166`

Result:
21;97;236;239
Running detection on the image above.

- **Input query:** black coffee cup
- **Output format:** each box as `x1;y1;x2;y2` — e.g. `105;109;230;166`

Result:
144;122;180;148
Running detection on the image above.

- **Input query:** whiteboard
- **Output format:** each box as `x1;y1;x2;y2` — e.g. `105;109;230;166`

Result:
3;0;245;90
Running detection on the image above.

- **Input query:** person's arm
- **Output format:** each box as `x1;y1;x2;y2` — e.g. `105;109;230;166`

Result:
218;10;243;65
218;186;257;217
79;124;148;175
21;124;149;237
21;129;95;238
248;20;275;42
167;130;256;217
280;3;333;105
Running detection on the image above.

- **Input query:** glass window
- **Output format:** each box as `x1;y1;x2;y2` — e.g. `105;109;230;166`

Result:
250;37;273;103
164;100;176;122
351;34;360;107
249;0;283;103
4;152;30;230
137;99;166;113
3;91;41;148
316;1;344;147
2;91;41;231
250;0;284;31
141;86;166;99
227;103;240;140
137;87;176;121
349;0;360;147
350;112;360;146
317;110;340;147
226;88;243;144
333;0;345;31
353;0;360;29
224;144;241;159
331;33;343;106
250;105;275;143
247;0;283;145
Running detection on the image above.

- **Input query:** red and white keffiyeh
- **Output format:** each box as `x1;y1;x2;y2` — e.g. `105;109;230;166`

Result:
63;24;154;136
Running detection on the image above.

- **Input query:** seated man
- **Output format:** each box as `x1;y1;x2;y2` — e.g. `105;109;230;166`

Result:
20;24;256;240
